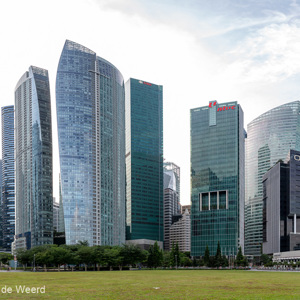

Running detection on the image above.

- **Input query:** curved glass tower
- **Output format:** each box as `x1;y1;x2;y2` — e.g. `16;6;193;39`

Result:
56;40;125;246
1;106;15;250
15;66;53;249
245;101;300;256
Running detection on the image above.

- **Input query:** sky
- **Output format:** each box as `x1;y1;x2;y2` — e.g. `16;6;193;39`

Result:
1;0;300;204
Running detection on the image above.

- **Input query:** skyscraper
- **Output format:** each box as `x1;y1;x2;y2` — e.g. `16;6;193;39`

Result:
125;78;163;248
56;40;125;246
0;159;2;249
191;101;245;257
245;101;300;256
262;149;300;254
164;162;180;250
14;66;53;249
1;105;15;250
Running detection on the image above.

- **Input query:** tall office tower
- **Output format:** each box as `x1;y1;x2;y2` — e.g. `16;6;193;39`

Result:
125;78;163;249
58;175;65;233
53;199;59;231
1;106;15;250
0;159;2;248
15;66;53;249
164;162;180;203
191;101;245;257
56;40;125;246
245;101;300;256
170;209;191;252
262;149;300;254
164;162;180;250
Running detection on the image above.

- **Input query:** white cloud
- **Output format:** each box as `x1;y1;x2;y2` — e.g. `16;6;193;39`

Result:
226;23;300;83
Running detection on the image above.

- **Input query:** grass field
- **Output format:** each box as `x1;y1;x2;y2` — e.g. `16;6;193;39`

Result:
0;270;299;299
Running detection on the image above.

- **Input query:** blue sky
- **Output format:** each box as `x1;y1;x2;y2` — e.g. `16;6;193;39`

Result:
1;0;300;204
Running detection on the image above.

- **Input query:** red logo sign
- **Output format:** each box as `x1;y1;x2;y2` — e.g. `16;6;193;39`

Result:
209;101;235;111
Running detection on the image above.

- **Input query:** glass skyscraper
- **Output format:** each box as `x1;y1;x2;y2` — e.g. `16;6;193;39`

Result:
245;101;300;256
164;162;181;250
15;66;53;249
191;101;245;257
56;40;125;246
1;106;15;250
125;78;163;247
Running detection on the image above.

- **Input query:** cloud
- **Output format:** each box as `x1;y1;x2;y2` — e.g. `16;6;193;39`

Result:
226;22;300;83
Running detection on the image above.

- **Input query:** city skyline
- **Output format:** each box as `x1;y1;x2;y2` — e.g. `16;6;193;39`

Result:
1;0;300;204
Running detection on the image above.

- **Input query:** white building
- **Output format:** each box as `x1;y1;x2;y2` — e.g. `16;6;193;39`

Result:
169;209;191;252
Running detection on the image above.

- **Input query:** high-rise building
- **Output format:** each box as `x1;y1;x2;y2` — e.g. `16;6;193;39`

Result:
14;66;53;249
58;175;65;233
262;149;300;254
170;209;191;252
56;40;125;246
191;100;245;257
164;162;180;250
1;106;15;250
181;205;191;215
125;78;163;248
0;159;2;249
245;101;300;256
53;199;59;231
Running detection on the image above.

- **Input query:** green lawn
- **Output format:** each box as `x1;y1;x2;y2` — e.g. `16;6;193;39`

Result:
0;270;299;299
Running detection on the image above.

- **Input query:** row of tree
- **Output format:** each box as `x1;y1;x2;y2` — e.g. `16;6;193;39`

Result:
13;241;248;271
203;242;248;268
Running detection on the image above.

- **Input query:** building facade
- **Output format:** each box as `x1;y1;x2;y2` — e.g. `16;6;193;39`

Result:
245;101;300;256
163;162;181;250
0;159;2;248
263;149;300;254
191;101;245;257
15;66;53;249
125;78;163;247
1;106;15;250
169;209;191;252
56;40;125;246
53;199;59;232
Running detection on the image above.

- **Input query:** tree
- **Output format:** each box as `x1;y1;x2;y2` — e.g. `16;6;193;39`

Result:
204;245;210;266
147;241;163;268
35;249;54;272
120;244;146;267
77;246;95;271
163;251;170;268
0;253;13;266
92;246;105;271
169;243;175;267
103;246;123;270
50;247;72;272
222;255;229;267
260;254;272;267
16;249;32;270
181;255;192;267
235;246;246;267
215;241;222;268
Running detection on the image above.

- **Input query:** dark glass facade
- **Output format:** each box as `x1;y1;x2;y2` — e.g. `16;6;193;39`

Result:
263;149;300;254
125;78;163;243
15;66;53;248
1;106;15;250
56;40;125;246
191;101;245;256
245;101;300;256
